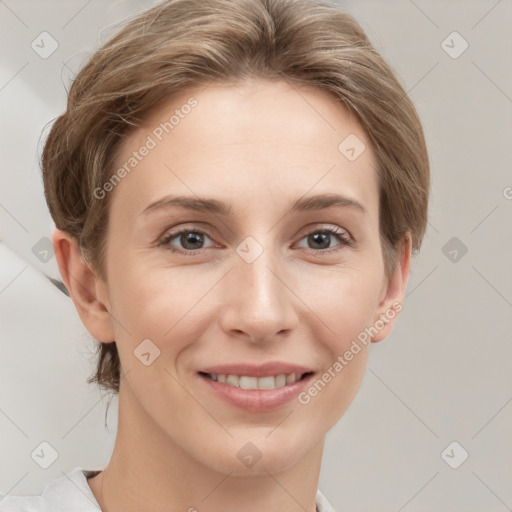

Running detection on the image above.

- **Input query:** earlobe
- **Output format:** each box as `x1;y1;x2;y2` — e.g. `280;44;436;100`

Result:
371;234;412;343
52;229;115;343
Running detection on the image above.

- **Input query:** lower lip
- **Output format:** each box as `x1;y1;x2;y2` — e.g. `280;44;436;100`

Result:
198;372;315;412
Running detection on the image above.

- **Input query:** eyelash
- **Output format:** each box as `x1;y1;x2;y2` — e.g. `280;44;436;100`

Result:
158;226;353;256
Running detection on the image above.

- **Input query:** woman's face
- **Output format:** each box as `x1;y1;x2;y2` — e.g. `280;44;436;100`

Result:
95;79;404;474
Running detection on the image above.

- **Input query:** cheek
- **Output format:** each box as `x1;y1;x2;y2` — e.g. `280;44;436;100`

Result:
106;267;202;410
106;256;213;362
296;263;382;346
294;263;380;407
294;269;377;423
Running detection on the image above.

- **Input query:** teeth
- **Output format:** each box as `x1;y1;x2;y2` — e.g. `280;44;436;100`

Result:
226;375;239;387
258;376;276;390
207;373;303;390
239;376;258;389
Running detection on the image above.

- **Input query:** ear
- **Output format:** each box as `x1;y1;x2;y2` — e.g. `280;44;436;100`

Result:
52;229;115;343
371;234;412;343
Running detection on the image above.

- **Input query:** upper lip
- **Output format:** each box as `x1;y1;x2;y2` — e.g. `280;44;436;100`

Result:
198;362;314;378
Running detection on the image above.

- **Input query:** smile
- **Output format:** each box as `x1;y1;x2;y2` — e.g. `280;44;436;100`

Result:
198;370;315;412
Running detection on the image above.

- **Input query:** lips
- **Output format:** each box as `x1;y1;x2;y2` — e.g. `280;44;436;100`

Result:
197;361;316;412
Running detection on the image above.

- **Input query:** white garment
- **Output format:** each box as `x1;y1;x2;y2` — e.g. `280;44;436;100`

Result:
0;467;336;512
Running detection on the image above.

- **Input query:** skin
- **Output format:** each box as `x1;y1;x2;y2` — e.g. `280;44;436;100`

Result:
54;79;411;512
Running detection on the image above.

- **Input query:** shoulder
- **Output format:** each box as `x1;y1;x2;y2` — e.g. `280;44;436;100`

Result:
0;467;102;512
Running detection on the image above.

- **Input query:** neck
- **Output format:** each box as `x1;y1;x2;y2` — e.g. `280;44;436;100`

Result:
88;385;324;512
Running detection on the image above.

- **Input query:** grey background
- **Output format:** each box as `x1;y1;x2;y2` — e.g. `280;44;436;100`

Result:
1;1;511;511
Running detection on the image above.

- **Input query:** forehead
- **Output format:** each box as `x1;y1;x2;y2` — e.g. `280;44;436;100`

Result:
110;79;379;219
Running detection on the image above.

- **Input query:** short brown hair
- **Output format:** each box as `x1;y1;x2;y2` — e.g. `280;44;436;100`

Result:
42;0;430;394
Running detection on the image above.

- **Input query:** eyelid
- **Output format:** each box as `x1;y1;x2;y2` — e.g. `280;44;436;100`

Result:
295;223;353;243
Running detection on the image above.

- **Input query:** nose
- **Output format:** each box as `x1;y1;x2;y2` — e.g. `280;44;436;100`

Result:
218;242;299;344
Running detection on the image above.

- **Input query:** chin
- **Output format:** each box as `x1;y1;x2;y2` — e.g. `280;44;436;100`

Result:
203;430;318;476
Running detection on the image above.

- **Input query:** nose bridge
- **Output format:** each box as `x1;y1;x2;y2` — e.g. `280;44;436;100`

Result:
219;237;298;340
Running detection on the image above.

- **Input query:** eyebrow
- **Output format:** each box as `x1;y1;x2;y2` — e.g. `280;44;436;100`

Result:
141;193;366;216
